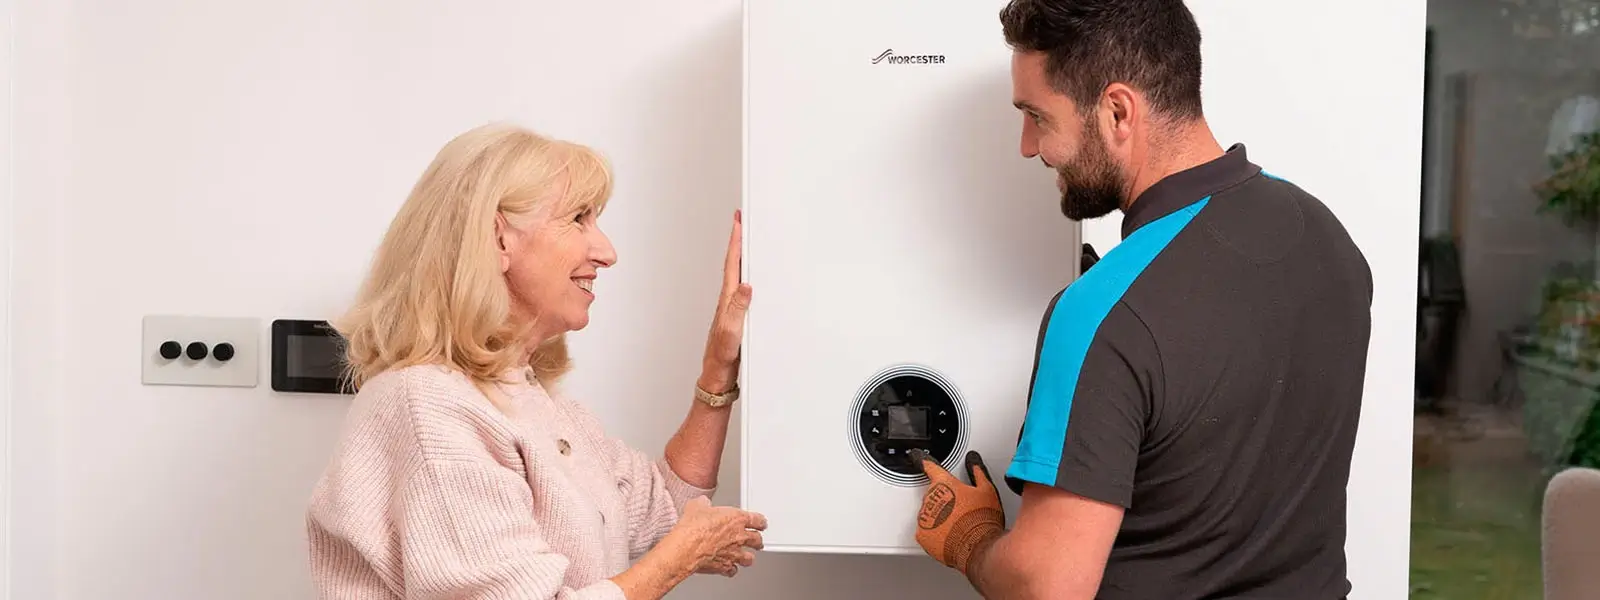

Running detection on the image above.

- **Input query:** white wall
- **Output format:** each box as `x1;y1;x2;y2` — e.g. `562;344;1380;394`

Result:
13;0;70;597
7;1;1420;599
10;0;976;598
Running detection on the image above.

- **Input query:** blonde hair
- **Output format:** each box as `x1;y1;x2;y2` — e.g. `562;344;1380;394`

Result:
336;122;614;403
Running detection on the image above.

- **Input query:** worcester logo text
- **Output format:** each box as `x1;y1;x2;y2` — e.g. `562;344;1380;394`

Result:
872;49;945;65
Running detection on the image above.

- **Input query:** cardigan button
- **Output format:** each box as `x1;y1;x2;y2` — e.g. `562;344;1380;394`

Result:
557;439;571;456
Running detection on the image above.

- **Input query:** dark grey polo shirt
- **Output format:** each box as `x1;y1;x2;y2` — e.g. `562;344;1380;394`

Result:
1003;144;1371;599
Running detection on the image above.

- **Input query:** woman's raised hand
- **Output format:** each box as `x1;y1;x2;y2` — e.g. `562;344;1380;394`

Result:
699;210;751;394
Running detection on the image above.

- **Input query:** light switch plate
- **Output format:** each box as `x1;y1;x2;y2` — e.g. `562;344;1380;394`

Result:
141;315;261;388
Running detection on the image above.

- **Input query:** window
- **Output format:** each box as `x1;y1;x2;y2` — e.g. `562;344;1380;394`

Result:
1413;2;1600;596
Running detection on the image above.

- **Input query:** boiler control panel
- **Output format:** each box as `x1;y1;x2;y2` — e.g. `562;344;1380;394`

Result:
850;365;966;486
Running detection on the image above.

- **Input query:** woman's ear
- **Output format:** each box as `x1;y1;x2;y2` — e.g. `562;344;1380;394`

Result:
495;212;512;273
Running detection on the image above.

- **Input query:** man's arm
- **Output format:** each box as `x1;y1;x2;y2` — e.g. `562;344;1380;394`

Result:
914;295;1157;597
965;483;1124;599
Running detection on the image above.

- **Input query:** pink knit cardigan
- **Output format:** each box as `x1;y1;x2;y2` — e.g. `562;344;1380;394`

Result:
305;364;714;599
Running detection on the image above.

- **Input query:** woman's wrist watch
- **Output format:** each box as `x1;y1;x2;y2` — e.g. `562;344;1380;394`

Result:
695;382;740;408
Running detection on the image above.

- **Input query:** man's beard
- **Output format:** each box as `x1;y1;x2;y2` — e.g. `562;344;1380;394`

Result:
1054;122;1125;221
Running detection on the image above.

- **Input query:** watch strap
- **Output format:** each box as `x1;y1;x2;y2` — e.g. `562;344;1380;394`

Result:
695;383;739;407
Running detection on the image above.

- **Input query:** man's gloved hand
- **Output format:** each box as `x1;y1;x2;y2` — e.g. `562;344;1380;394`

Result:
911;448;1006;575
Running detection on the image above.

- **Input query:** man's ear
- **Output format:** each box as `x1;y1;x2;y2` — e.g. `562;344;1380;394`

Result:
494;212;512;273
1102;84;1139;140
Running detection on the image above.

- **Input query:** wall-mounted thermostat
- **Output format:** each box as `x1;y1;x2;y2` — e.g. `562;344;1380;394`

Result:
270;319;355;395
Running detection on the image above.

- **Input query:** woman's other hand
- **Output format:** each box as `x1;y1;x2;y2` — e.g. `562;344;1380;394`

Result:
694;547;754;578
663;496;767;577
699;210;751;394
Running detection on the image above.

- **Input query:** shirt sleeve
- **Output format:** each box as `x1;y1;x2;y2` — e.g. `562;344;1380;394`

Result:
1005;294;1160;509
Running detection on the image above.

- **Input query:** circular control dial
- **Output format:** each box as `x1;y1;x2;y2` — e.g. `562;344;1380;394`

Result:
850;364;967;486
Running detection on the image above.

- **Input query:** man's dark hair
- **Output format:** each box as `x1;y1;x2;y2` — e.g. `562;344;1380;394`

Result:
1000;0;1204;121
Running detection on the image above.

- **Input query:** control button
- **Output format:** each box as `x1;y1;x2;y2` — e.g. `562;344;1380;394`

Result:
213;342;235;362
159;341;183;360
185;342;208;361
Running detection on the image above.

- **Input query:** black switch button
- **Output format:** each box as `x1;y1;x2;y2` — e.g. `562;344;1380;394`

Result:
159;341;183;360
213;342;235;362
185;341;209;361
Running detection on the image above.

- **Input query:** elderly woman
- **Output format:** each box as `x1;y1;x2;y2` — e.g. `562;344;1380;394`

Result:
305;122;766;600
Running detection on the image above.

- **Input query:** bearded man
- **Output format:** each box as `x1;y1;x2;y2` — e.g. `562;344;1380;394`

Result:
907;2;1373;599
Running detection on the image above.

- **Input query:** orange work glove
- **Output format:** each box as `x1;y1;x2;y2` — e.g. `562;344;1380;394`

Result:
911;449;1006;575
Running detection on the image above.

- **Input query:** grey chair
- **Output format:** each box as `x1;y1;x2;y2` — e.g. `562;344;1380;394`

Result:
1543;466;1600;599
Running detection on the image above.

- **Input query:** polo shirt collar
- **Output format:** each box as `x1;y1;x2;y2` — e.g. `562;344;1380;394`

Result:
1120;143;1260;239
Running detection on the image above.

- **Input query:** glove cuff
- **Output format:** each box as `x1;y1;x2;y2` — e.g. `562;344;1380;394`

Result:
946;509;1005;574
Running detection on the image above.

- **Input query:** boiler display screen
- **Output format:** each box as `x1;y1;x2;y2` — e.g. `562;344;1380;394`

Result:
884;405;929;440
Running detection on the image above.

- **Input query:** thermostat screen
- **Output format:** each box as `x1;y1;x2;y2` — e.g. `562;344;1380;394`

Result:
884;405;929;440
286;334;345;379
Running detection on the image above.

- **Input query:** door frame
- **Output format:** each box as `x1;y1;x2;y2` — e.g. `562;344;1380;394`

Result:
1;0;18;595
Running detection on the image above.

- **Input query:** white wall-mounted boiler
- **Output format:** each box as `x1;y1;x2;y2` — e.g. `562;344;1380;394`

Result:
740;1;1423;598
739;0;1077;555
